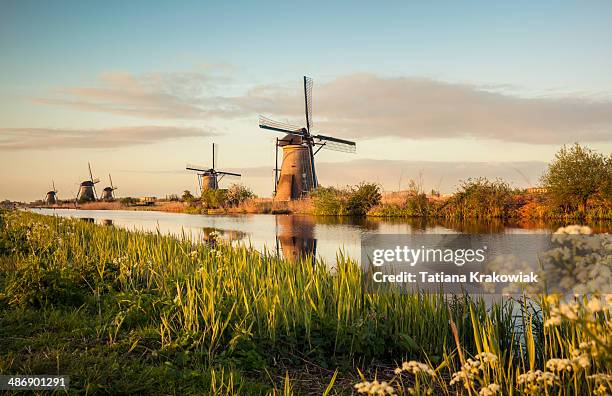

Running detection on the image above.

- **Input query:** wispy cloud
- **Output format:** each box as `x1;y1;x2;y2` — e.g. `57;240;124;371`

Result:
35;72;612;144
0;125;213;150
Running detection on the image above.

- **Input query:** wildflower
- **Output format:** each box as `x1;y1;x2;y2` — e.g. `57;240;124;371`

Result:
396;361;435;376
354;380;396;395
479;383;500;396
587;297;603;313
545;358;572;373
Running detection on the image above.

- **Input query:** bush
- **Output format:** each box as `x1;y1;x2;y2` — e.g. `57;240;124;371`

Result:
201;189;227;209
441;178;513;219
119;197;139;206
225;184;254;206
311;183;381;216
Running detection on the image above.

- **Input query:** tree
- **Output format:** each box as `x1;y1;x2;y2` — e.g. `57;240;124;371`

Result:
182;190;194;202
541;144;611;214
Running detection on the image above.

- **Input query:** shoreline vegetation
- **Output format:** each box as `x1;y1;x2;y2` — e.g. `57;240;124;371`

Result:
1;211;610;395
22;144;611;221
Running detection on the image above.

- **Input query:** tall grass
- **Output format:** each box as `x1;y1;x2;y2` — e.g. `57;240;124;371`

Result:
0;210;609;394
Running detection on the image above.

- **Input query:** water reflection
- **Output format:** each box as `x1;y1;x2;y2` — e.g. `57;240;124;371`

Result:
275;215;317;261
33;208;608;265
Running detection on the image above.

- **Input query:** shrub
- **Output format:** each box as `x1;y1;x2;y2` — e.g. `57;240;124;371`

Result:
346;183;381;215
441;178;513;219
225;184;254;206
201;189;227;209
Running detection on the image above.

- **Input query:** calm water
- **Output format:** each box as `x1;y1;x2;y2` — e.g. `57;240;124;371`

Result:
29;208;609;264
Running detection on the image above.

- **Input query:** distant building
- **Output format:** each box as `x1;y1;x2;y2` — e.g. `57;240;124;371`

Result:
139;196;156;205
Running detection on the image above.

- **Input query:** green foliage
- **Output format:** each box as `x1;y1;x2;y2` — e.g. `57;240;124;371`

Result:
1;211;610;395
200;188;227;209
225;184;254;206
119;196;139;206
541;143;611;215
311;183;381;216
182;190;195;202
442;177;514;219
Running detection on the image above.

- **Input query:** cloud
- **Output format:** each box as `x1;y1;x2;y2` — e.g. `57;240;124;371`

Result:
243;74;612;144
36;72;612;144
0;125;213;150
35;71;235;119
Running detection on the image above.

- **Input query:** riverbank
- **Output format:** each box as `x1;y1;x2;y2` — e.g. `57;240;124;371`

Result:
1;210;610;395
32;188;611;222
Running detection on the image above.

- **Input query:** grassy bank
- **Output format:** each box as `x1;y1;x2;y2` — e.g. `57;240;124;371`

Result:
0;210;610;395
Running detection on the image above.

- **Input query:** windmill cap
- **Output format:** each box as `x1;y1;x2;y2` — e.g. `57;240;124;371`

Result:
103;187;113;191
80;181;95;186
278;134;304;146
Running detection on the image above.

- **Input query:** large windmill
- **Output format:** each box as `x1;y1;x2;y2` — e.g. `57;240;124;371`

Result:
101;174;118;201
259;76;356;200
77;163;100;202
45;180;58;205
186;143;241;193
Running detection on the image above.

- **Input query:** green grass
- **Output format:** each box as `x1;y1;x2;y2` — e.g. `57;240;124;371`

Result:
0;210;609;395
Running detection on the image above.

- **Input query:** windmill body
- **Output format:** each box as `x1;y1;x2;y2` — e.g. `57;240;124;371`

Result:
259;76;356;201
186;143;240;194
101;174;118;201
45;181;58;205
77;163;100;202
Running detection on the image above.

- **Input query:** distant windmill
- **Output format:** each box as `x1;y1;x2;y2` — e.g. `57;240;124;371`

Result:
259;76;356;200
186;143;241;194
101;174;118;201
77;163;100;202
45;180;58;205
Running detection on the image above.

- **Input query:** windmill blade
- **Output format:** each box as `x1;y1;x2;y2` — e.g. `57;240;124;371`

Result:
259;116;306;136
92;178;100;184
313;134;356;153
212;143;218;170
216;171;241;177
109;174;114;189
186;163;211;173
88;162;94;182
304;76;313;132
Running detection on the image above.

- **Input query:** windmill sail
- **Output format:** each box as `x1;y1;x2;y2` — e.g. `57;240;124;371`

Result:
259;116;306;135
313;134;356;153
304;76;313;131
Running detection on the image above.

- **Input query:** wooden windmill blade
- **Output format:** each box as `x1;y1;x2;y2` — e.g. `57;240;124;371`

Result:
216;170;241;177
303;76;313;133
259;116;306;136
313;134;356;153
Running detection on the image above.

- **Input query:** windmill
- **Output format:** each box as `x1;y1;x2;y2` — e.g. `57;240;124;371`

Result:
186;143;241;194
101;174;118;201
77;162;100;202
259;76;356;200
45;180;58;205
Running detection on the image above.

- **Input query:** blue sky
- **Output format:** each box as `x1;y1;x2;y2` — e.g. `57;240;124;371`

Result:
1;1;611;200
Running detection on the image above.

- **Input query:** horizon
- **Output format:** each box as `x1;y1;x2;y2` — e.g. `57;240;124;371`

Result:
1;1;612;201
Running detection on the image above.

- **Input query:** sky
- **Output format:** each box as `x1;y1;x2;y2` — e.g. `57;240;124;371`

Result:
1;0;611;201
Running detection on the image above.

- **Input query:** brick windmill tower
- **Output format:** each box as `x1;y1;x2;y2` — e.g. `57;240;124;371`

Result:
45;180;58;205
101;174;118;201
77;163;99;202
259;76;356;200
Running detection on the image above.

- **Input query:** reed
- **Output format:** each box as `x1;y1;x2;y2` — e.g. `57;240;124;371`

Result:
0;210;609;395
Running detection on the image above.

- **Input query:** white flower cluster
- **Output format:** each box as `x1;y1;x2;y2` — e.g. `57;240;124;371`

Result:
541;226;612;295
354;380;396;395
393;361;435;376
478;383;500;396
517;370;558;391
554;225;593;235
449;353;498;387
